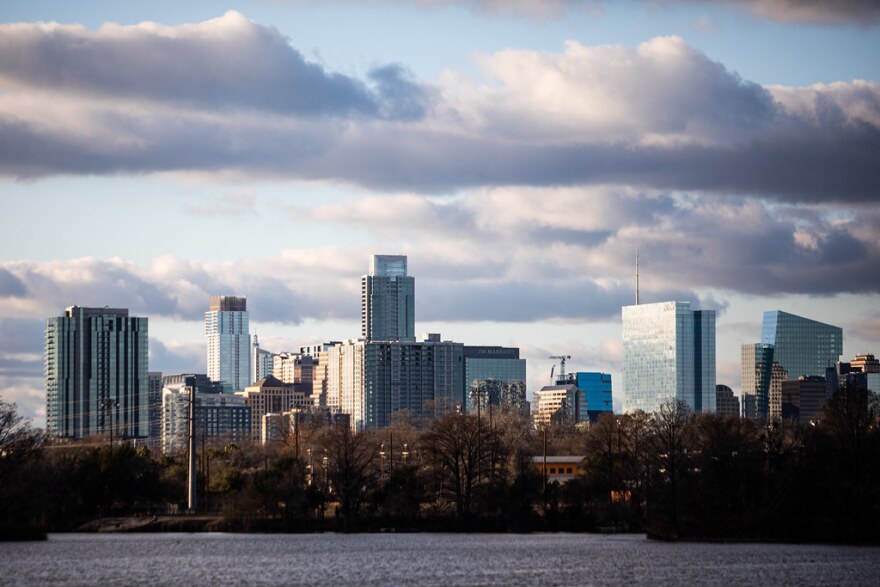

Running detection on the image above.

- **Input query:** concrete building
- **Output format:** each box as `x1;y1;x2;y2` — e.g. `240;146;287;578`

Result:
262;407;351;446
206;295;250;393
769;362;788;420
533;384;579;428
850;354;880;374
238;375;310;441
251;334;273;386
273;352;315;386
715;384;741;417
622;301;716;414
463;346;527;414
362;254;415;342
45;306;149;440
161;377;251;454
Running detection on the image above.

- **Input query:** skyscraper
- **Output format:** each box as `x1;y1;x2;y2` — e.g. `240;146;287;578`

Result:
205;295;250;393
622;301;716;414
741;343;774;420
761;310;842;379
251;334;272;385
45;306;149;439
463;346;527;413
361;254;415;342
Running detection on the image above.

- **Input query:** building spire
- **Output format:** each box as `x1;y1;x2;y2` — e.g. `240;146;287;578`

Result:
636;245;640;305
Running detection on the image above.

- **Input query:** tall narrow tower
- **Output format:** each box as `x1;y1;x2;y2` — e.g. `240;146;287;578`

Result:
205;295;250;393
361;255;415;342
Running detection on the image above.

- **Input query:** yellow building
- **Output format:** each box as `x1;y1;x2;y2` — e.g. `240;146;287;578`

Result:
531;455;586;483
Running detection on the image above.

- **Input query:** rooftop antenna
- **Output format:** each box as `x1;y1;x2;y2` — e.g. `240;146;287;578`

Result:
636;245;640;305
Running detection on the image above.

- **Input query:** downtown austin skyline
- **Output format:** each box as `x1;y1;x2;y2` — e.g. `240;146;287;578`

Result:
0;1;878;426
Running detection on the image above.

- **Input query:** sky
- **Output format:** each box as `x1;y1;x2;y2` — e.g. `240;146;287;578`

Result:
1;0;878;427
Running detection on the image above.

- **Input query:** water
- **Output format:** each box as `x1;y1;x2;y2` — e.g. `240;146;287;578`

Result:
1;533;877;585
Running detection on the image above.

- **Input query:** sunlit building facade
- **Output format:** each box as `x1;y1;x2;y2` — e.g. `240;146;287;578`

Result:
622;301;716;414
206;295;250;393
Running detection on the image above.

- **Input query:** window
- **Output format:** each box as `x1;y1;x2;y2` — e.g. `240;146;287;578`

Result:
549;468;556;474
567;468;573;474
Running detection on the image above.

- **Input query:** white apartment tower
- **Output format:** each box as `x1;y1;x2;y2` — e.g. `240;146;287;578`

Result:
206;295;251;393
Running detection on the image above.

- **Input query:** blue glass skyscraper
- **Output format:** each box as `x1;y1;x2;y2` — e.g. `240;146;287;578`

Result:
761;311;842;379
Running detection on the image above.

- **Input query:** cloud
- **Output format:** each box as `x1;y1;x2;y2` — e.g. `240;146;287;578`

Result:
0;11;426;119
0;16;877;203
338;0;880;25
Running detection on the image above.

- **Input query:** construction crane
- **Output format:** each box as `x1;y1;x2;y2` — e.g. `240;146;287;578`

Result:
549;355;571;384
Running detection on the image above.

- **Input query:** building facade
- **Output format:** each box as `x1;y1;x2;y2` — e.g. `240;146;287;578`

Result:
237;375;310;441
781;376;827;422
533;384;579;427
741;343;775;420
761;310;842;380
715;384;741;417
573;372;613;422
161;378;251;454
361;254;415;342
250;334;273;386
45;306;149;440
622;301;716;414
463;346;527;413
147;371;163;448
205;295;250;393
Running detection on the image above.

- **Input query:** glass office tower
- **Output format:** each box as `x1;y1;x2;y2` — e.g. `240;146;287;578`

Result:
45;306;149;439
761;310;842;379
741;343;775;419
206;295;251;393
574;372;613;422
463;346;527;413
361;254;415;342
622;301;716;414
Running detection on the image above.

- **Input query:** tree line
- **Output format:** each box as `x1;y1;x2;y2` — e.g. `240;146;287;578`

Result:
1;384;878;541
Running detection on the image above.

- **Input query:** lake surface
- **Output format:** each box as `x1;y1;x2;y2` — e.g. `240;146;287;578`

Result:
1;533;878;585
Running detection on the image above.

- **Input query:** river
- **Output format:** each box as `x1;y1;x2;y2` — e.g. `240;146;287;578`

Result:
1;533;877;585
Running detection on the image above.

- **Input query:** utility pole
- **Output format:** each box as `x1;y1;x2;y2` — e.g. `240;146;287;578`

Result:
187;388;198;513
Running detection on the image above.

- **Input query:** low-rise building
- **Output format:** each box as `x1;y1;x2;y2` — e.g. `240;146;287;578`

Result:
530;455;586;484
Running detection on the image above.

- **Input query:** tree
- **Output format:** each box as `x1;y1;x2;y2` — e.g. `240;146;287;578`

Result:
320;426;377;529
421;413;495;519
0;399;44;539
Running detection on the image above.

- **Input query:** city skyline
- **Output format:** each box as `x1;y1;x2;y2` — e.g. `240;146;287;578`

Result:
1;1;878;426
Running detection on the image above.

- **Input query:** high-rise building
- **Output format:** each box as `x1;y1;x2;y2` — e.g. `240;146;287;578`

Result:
326;336;465;430
250;334;273;385
850;354;880;374
769;362;788;420
715;384;741;417
148;371;163;448
533;384;579;428
237;375;310;441
622;301;716;414
463;346;527;413
361;254;415;342
780;376;826;423
573;372;613;422
741;343;775;420
205;295;250;393
45;306;149;440
760;311;842;380
160;375;250;454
